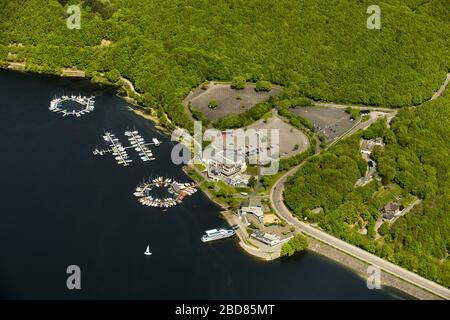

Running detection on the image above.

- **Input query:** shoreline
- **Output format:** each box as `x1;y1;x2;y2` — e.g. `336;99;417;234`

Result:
306;236;439;300
2;64;445;300
1;61;177;134
181;165;282;262
185;163;441;300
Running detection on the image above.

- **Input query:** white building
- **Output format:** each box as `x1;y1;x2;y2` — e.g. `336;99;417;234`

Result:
204;154;246;178
251;231;287;246
240;206;264;223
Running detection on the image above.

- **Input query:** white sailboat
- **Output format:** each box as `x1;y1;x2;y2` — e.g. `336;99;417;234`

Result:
144;245;152;256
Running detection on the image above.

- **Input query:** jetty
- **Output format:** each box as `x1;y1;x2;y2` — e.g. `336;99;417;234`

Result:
125;130;155;162
93;130;162;167
134;176;197;209
99;131;132;166
49;94;95;117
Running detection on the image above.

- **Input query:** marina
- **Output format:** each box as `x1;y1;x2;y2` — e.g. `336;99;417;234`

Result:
49;94;95;117
133;176;198;209
93;130;161;166
0;69;404;300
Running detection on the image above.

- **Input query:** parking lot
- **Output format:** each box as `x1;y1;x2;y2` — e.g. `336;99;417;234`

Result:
248;114;309;158
184;82;280;122
291;106;355;142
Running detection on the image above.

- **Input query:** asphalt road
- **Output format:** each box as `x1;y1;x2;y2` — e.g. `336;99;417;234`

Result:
270;161;450;300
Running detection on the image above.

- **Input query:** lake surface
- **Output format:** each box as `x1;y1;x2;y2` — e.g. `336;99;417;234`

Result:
0;70;409;299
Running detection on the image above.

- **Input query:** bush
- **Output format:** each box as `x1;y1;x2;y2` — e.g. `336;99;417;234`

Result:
201;81;209;90
231;76;246;90
278;106;314;131
345;107;360;120
105;69;121;83
255;80;272;92
208;99;219;109
248;176;257;188
378;222;391;236
277;97;313;108
189;104;210;126
215;102;272;129
281;234;308;257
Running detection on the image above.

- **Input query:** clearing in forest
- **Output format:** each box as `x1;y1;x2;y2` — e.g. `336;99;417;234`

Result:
185;82;280;122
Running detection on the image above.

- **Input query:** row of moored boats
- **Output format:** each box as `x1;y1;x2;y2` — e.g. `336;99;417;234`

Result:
49;95;95;117
93;130;161;166
125;130;155;162
134;177;198;209
102;131;132;166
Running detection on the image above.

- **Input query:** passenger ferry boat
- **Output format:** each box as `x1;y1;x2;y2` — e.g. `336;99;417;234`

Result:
201;225;238;242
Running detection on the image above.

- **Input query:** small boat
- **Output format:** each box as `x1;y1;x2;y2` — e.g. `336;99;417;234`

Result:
152;138;161;146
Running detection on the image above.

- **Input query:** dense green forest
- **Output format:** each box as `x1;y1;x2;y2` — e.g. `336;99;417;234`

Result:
1;0;449;129
284;93;450;286
0;0;449;285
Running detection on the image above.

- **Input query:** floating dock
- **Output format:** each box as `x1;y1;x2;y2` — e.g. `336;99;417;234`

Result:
134;176;197;209
125;130;155;162
49;94;95;117
93;130;162;167
100;131;132;166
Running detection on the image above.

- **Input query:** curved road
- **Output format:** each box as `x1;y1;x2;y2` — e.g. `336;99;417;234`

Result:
270;159;450;300
270;80;450;299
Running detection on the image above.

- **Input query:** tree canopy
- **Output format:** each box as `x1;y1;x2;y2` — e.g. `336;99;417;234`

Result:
284;93;450;286
231;76;247;90
255;80;272;92
1;0;449;128
281;234;308;257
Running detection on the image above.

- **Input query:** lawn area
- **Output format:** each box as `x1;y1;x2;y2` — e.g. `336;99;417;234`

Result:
372;183;412;209
196;179;249;209
195;163;206;172
245;165;258;176
184;165;205;183
399;194;416;208
217;180;238;194
258;171;285;195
